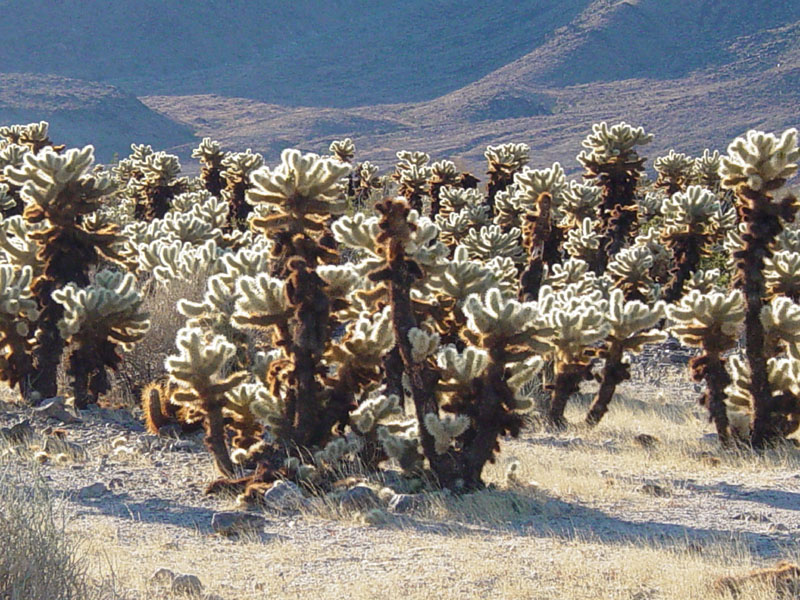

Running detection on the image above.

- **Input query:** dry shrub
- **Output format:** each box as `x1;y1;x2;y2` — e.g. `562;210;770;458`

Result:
0;473;102;600
112;276;207;407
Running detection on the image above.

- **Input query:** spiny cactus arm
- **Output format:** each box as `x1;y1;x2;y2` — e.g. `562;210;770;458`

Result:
720;129;799;192
761;297;800;359
561;181;603;229
564;217;601;264
424;246;495;303
0;216;43;274
606;246;658;303
684;268;724;295
423;413;470;455
764;251;800;301
231;274;292;344
693;149;722;189
247;149;351;218
461;224;525;264
328;138;355;163
577;122;653;167
331;212;382;256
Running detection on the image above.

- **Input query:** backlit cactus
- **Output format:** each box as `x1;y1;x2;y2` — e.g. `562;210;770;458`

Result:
52;270;149;407
721;128;799;447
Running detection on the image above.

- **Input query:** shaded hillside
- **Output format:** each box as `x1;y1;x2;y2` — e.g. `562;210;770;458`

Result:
0;74;195;160
0;1;584;107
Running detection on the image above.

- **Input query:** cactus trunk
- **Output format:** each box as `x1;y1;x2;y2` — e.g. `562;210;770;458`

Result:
585;344;629;426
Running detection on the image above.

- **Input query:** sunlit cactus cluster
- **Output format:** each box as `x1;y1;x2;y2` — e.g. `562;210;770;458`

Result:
0;118;798;499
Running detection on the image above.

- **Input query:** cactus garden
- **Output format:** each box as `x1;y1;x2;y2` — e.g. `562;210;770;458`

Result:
2;120;800;599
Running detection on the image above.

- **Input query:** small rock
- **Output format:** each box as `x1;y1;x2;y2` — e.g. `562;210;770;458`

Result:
338;484;380;511
261;480;305;512
634;434;659;448
171;574;204;596
636;483;670;497
149;567;175;587
388;493;429;513
33;397;81;424
0;420;35;445
360;508;394;525
44;437;87;460
77;482;108;500
732;511;771;523
697;451;721;467
171;440;199;452
771;523;789;532
211;511;267;536
107;477;124;491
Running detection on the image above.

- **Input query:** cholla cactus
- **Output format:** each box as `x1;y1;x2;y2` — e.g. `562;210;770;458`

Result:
130;151;188;221
485;143;530;214
564;218;601;267
654;150;694;195
52;270;149;407
165;327;248;476
191;137;228;197
248;148;350;274
0;121;62;153
461;224;525;265
539;286;609;427
668;289;745;443
0;265;38;392
586;290;666;425
439;186;486;218
4;145;122;401
660;185;721;301
221;149;264;228
725;355;800;441
435;202;491;249
693;149;722;190
396;163;432;214
606;245;658;303
720;128;800;447
329;138;355;163
560;181;603;230
492;186;522;231
577;122;653;273
428;160;460;216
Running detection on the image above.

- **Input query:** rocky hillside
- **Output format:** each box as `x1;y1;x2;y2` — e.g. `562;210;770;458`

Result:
2;0;799;168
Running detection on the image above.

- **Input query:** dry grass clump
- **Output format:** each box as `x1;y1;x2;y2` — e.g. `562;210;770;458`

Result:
0;471;104;600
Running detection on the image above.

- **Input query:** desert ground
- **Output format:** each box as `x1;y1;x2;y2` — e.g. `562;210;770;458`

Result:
2;355;800;600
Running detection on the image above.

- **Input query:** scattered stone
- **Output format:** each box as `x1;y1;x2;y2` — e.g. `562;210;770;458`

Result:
171;440;200;452
697;451;721;467
107;477;124;491
44;437;87;460
33;450;49;463
149;567;176;587
633;434;659;448
77;482;109;500
338;484;380;511
171;574;204;596
33;397;81;423
733;511;771;523
388;493;429;513
771;523;789;532
0;420;35;445
636;483;670;497
42;426;67;438
359;508;394;525
261;480;305;512
211;511;267;536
